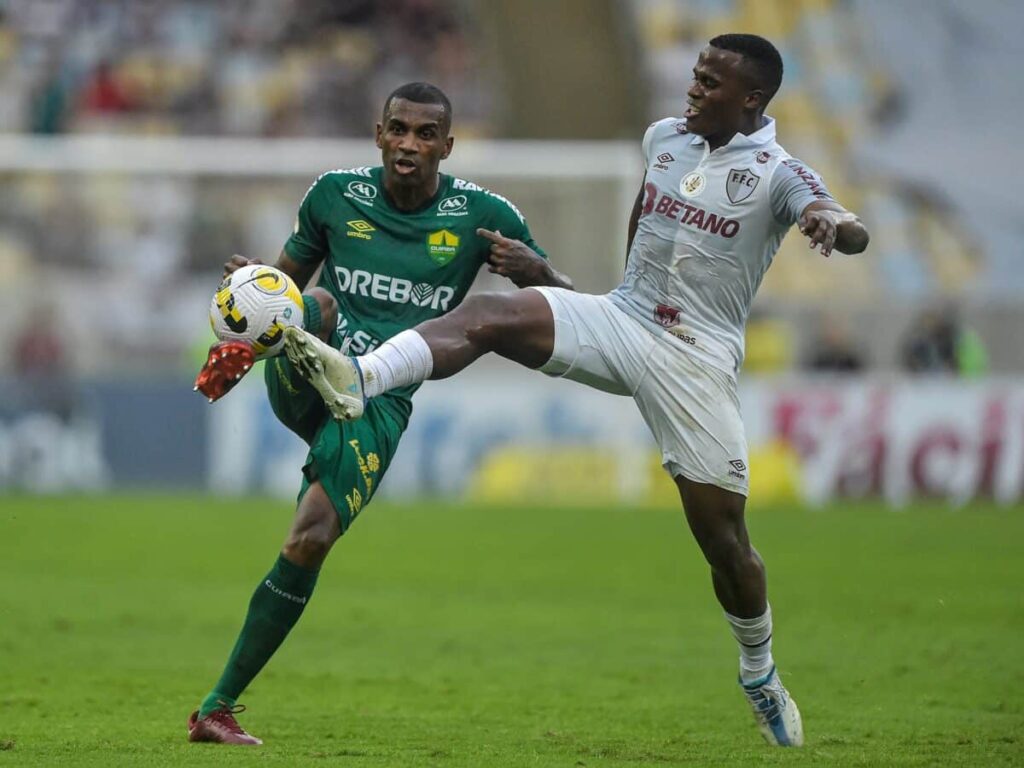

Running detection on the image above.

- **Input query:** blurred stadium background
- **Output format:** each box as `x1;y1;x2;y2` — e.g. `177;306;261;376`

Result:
2;2;1024;765
0;0;1021;505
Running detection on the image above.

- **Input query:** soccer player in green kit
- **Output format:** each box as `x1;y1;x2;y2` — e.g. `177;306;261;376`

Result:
189;82;572;745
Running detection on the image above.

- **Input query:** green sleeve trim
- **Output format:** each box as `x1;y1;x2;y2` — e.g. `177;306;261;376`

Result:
302;294;322;335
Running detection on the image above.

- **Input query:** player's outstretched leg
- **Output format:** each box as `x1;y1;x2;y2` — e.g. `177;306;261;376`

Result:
675;476;803;747
282;326;366;420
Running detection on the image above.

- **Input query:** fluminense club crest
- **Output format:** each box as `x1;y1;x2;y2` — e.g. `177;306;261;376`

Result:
726;168;760;204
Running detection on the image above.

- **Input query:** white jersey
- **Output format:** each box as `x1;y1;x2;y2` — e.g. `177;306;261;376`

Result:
609;117;833;375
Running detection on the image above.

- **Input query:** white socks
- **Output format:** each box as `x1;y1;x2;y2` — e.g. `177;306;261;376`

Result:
358;330;434;399
725;605;774;685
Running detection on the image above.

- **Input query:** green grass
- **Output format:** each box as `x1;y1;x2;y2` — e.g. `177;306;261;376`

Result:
0;495;1022;767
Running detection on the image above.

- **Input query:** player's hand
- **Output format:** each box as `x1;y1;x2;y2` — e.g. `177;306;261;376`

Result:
193;341;255;402
223;254;263;277
798;210;840;257
477;228;550;288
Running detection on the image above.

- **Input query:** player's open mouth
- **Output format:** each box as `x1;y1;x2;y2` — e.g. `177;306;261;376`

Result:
684;103;701;119
394;158;417;174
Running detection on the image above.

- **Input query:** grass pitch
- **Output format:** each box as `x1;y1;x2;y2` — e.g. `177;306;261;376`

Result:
0;494;1021;767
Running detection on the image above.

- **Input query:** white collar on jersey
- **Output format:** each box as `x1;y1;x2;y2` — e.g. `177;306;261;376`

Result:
688;115;776;148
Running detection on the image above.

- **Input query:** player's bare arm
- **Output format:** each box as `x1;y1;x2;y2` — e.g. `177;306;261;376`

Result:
625;180;645;264
477;228;574;290
798;200;870;257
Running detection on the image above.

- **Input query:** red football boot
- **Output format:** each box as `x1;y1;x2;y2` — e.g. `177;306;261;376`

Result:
193;341;255;402
187;703;262;745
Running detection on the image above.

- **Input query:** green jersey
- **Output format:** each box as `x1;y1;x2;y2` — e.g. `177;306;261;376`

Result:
284;165;545;359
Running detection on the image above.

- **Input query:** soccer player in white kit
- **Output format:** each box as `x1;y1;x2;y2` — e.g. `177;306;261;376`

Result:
282;34;869;747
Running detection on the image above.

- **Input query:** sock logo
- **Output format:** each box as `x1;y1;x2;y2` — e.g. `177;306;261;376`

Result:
264;579;307;605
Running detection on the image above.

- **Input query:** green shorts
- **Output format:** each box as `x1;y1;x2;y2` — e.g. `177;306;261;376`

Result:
264;355;410;533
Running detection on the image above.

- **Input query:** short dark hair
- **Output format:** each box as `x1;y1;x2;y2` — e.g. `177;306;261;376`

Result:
709;33;783;105
383;82;453;132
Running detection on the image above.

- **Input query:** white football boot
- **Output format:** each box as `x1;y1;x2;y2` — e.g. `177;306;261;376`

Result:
282;326;365;420
740;666;804;747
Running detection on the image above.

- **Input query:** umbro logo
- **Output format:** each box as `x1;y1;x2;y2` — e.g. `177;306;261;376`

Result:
728;458;747;481
346;220;374;240
653;152;675;172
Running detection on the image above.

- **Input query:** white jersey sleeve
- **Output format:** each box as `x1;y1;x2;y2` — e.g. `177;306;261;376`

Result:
769;157;835;226
642;118;680;170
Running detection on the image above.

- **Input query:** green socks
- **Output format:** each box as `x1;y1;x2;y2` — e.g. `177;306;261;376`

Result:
198;554;319;718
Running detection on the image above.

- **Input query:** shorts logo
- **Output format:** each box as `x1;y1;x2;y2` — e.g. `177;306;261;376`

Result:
346;180;378;202
729;459;747;472
726;168;760;204
426;229;460;265
346;220;375;240
680;171;706;198
654;303;680;328
438;195;468;215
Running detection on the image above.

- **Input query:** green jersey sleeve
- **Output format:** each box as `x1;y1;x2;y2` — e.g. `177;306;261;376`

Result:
487;192;547;260
284;175;331;264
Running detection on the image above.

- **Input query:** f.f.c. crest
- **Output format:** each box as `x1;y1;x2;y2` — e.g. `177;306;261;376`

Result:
726;168;760;204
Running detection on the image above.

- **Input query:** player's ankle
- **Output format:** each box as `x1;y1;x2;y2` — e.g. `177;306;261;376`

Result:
198;692;236;719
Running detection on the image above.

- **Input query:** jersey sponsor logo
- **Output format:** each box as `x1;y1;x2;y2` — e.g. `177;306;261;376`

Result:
426;229;460;265
648;191;741;238
782;159;830;199
654;303;680;328
346;220;375;240
680;171;706;198
333;266;456;311
348;438;379;497
438;194;469;216
668;326;697;345
345;180;378;203
335;313;379;355
726;168;760;204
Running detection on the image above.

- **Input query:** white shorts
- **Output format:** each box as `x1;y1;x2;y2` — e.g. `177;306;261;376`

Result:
530;287;749;496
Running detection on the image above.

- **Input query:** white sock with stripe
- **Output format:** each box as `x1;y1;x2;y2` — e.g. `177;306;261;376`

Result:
725;605;775;685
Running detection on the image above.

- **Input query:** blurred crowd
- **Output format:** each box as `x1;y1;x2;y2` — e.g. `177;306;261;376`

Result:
1;0;490;137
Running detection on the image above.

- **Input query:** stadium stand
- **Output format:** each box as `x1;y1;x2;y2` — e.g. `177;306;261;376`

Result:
0;0;1020;377
0;0;489;137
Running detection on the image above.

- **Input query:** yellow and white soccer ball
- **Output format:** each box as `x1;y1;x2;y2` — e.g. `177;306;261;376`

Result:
209;264;304;360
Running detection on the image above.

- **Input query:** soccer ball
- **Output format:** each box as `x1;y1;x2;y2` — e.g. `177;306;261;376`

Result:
209;264;304;360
